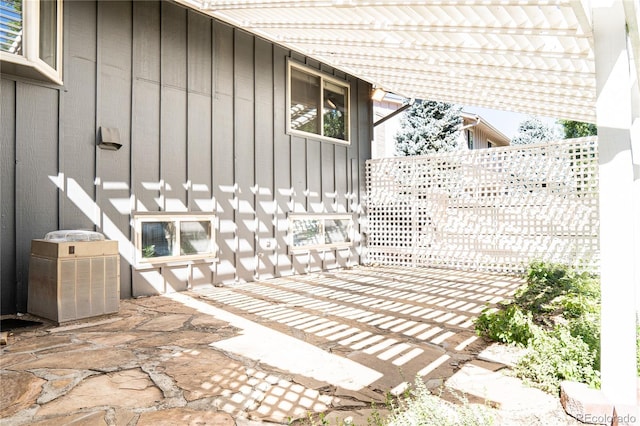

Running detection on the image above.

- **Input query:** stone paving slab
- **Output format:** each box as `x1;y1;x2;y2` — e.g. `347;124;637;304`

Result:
445;362;588;426
1;370;45;418
0;266;589;425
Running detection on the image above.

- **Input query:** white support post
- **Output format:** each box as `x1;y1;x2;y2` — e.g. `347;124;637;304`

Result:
593;0;639;406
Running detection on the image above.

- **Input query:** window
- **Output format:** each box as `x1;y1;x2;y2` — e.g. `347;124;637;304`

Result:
288;61;350;144
0;0;63;84
289;214;353;251
467;129;474;149
134;214;216;264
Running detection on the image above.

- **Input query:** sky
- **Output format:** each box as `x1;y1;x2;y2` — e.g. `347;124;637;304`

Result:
462;105;562;140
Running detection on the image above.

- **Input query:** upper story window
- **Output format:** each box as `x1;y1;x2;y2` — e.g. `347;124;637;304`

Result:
0;0;63;84
467;129;474;149
287;61;350;144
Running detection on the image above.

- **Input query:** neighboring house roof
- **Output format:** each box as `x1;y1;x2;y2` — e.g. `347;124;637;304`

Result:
175;0;640;124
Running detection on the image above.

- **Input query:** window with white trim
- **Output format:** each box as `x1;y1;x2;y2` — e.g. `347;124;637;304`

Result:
0;0;63;84
289;214;353;251
287;61;350;144
134;214;216;264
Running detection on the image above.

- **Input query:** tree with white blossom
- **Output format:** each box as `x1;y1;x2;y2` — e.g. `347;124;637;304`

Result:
395;100;463;156
511;117;560;145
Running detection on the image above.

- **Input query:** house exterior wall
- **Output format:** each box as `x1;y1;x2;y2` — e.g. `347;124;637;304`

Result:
472;127;494;149
462;125;510;150
0;0;372;314
372;99;403;158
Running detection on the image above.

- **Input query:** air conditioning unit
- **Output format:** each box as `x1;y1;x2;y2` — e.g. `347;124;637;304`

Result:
27;231;120;324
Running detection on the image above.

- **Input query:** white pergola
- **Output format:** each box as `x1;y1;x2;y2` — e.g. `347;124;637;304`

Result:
177;0;639;406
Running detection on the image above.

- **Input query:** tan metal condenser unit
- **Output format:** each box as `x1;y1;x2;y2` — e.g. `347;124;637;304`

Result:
28;231;120;324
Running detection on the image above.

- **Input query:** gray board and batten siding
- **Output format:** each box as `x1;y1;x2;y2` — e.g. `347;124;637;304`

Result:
0;0;372;314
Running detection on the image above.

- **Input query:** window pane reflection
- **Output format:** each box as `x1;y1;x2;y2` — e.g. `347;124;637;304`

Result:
0;0;23;55
324;218;350;244
141;222;175;258
39;0;56;68
290;67;320;135
290;215;352;250
180;221;211;255
292;219;323;247
323;81;347;140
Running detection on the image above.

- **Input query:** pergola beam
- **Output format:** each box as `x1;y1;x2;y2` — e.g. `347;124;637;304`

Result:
338;63;596;98
298;38;593;60
379;85;596;122
241;21;589;38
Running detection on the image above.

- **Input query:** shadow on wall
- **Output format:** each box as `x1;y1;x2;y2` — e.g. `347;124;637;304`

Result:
46;171;360;298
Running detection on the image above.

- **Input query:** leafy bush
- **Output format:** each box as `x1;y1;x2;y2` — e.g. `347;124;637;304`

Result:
515;327;601;393
568;313;601;368
474;262;602;394
516;261;600;324
475;303;535;346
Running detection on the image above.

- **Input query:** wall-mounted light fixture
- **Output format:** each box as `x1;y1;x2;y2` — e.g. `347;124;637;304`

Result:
97;127;122;151
371;87;386;102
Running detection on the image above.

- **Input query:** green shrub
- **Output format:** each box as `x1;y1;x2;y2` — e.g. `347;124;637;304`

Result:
515;261;600;325
515;327;600;393
568;313;601;369
475;303;536;346
474;262;603;393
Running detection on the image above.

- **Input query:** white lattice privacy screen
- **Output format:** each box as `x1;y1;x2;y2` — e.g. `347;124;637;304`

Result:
365;138;599;274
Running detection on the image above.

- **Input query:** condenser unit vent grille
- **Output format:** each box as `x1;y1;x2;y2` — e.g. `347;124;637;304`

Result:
28;238;120;324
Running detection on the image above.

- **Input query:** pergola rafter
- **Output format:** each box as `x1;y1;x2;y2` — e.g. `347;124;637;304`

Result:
178;0;601;122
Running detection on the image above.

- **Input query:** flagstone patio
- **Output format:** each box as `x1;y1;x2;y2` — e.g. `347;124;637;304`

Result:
1;266;582;425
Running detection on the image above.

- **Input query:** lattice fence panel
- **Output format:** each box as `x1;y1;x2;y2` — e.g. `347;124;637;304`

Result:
366;138;599;274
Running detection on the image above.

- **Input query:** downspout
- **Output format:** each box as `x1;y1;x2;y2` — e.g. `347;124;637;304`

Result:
459;115;481;149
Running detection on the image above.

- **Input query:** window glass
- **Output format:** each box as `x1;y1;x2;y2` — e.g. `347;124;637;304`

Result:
141;222;175;258
135;214;216;263
289;214;353;250
39;0;56;68
292;218;323;248
323;81;347;141
290;67;320;135
324;218;350;244
0;0;23;55
288;62;350;144
180;221;211;255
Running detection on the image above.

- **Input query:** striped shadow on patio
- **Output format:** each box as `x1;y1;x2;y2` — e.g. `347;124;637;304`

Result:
193;265;524;397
